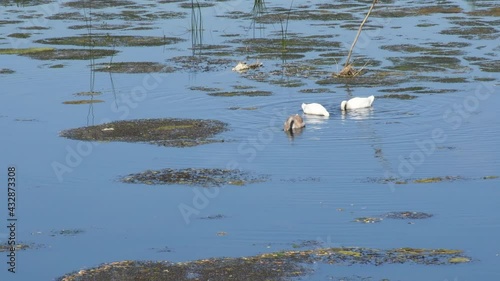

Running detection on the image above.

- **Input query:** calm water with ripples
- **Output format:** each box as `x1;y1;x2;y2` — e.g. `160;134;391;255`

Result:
1;0;499;280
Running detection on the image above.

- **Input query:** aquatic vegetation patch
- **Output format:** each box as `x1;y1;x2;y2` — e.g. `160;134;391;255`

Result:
60;118;228;147
384;211;433;220
414;176;462;183
0;242;30;252
121;168;267;187
51;229;85;236
228;106;259;111
20;49;118;60
75;91;102;96
0;20;23;25
63;0;135;9
0;47;54;55
366;175;498;185
94;62;175;73
169;56;233;72
208;90;272;97
0;68;15;74
379;93;418;100
68;23;132;30
299;88;334;94
234;37;340;56
467;7;500;17
179;2;215;8
46;12;85;21
471;60;500;73
256;9;355;23
354;217;382;224
49;64;65;68
387;56;463;72
57;246;471;280
19;25;50;30
36;35;184;47
8;33;31;39
200;214;226;220
269;79;305;88
63;100;104;105
440;26;498;40
189;86;223;92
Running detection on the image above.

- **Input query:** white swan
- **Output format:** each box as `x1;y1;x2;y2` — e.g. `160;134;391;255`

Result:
283;114;305;131
301;103;330;116
340;95;375;111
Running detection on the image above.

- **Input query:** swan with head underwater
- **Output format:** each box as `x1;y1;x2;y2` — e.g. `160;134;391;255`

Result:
301;103;330;116
340;95;375;111
283;114;305;131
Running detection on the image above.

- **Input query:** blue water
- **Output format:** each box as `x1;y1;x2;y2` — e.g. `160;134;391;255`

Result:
1;0;499;280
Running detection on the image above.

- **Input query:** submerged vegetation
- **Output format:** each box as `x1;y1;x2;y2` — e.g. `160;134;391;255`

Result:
60;118;228;147
121;168;267;187
57;246;471;281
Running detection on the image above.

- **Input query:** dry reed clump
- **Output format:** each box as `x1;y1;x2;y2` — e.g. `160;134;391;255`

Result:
333;0;377;78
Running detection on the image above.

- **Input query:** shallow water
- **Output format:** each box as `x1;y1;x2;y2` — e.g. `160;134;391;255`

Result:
1;0;499;280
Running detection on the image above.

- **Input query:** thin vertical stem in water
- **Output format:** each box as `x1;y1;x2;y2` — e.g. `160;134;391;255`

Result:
278;0;293;52
83;0;95;93
251;0;266;38
191;0;203;54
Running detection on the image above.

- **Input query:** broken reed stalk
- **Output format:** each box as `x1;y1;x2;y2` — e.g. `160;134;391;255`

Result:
337;0;378;77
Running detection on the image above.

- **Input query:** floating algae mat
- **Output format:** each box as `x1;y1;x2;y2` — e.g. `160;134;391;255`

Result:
57;246;471;281
36;35;184;47
121;168;267;187
62;99;104;105
0;47;118;60
60;118;228;147
94;62;175;73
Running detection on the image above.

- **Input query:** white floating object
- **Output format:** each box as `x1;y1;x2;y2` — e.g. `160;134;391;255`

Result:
232;61;249;72
283;114;305;131
232;61;263;72
340;95;375;111
302;103;330;117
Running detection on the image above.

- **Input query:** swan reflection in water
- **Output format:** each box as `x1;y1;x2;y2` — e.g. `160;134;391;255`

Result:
341;107;374;120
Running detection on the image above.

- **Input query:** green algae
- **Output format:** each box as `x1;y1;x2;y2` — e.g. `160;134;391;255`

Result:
36;35;184;47
467;7;500;17
75;91;102;96
449;257;471;263
49;64;65;69
60;118;228;148
228;106;259;111
384;211;433;220
51;228;85;236
299;88;334;94
0;243;30;252
94;62;175;73
62;0;135;9
354;217;382;224
387;56;463;72
0;68;15;74
189;86;223;92
63;100;104;105
169;56;233;72
379;94;418;100
208;90;272;97
18;25;50;30
8;32;31;39
57;246;471;281
121;168;267;187
0;47;54;55
21;49;118;60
